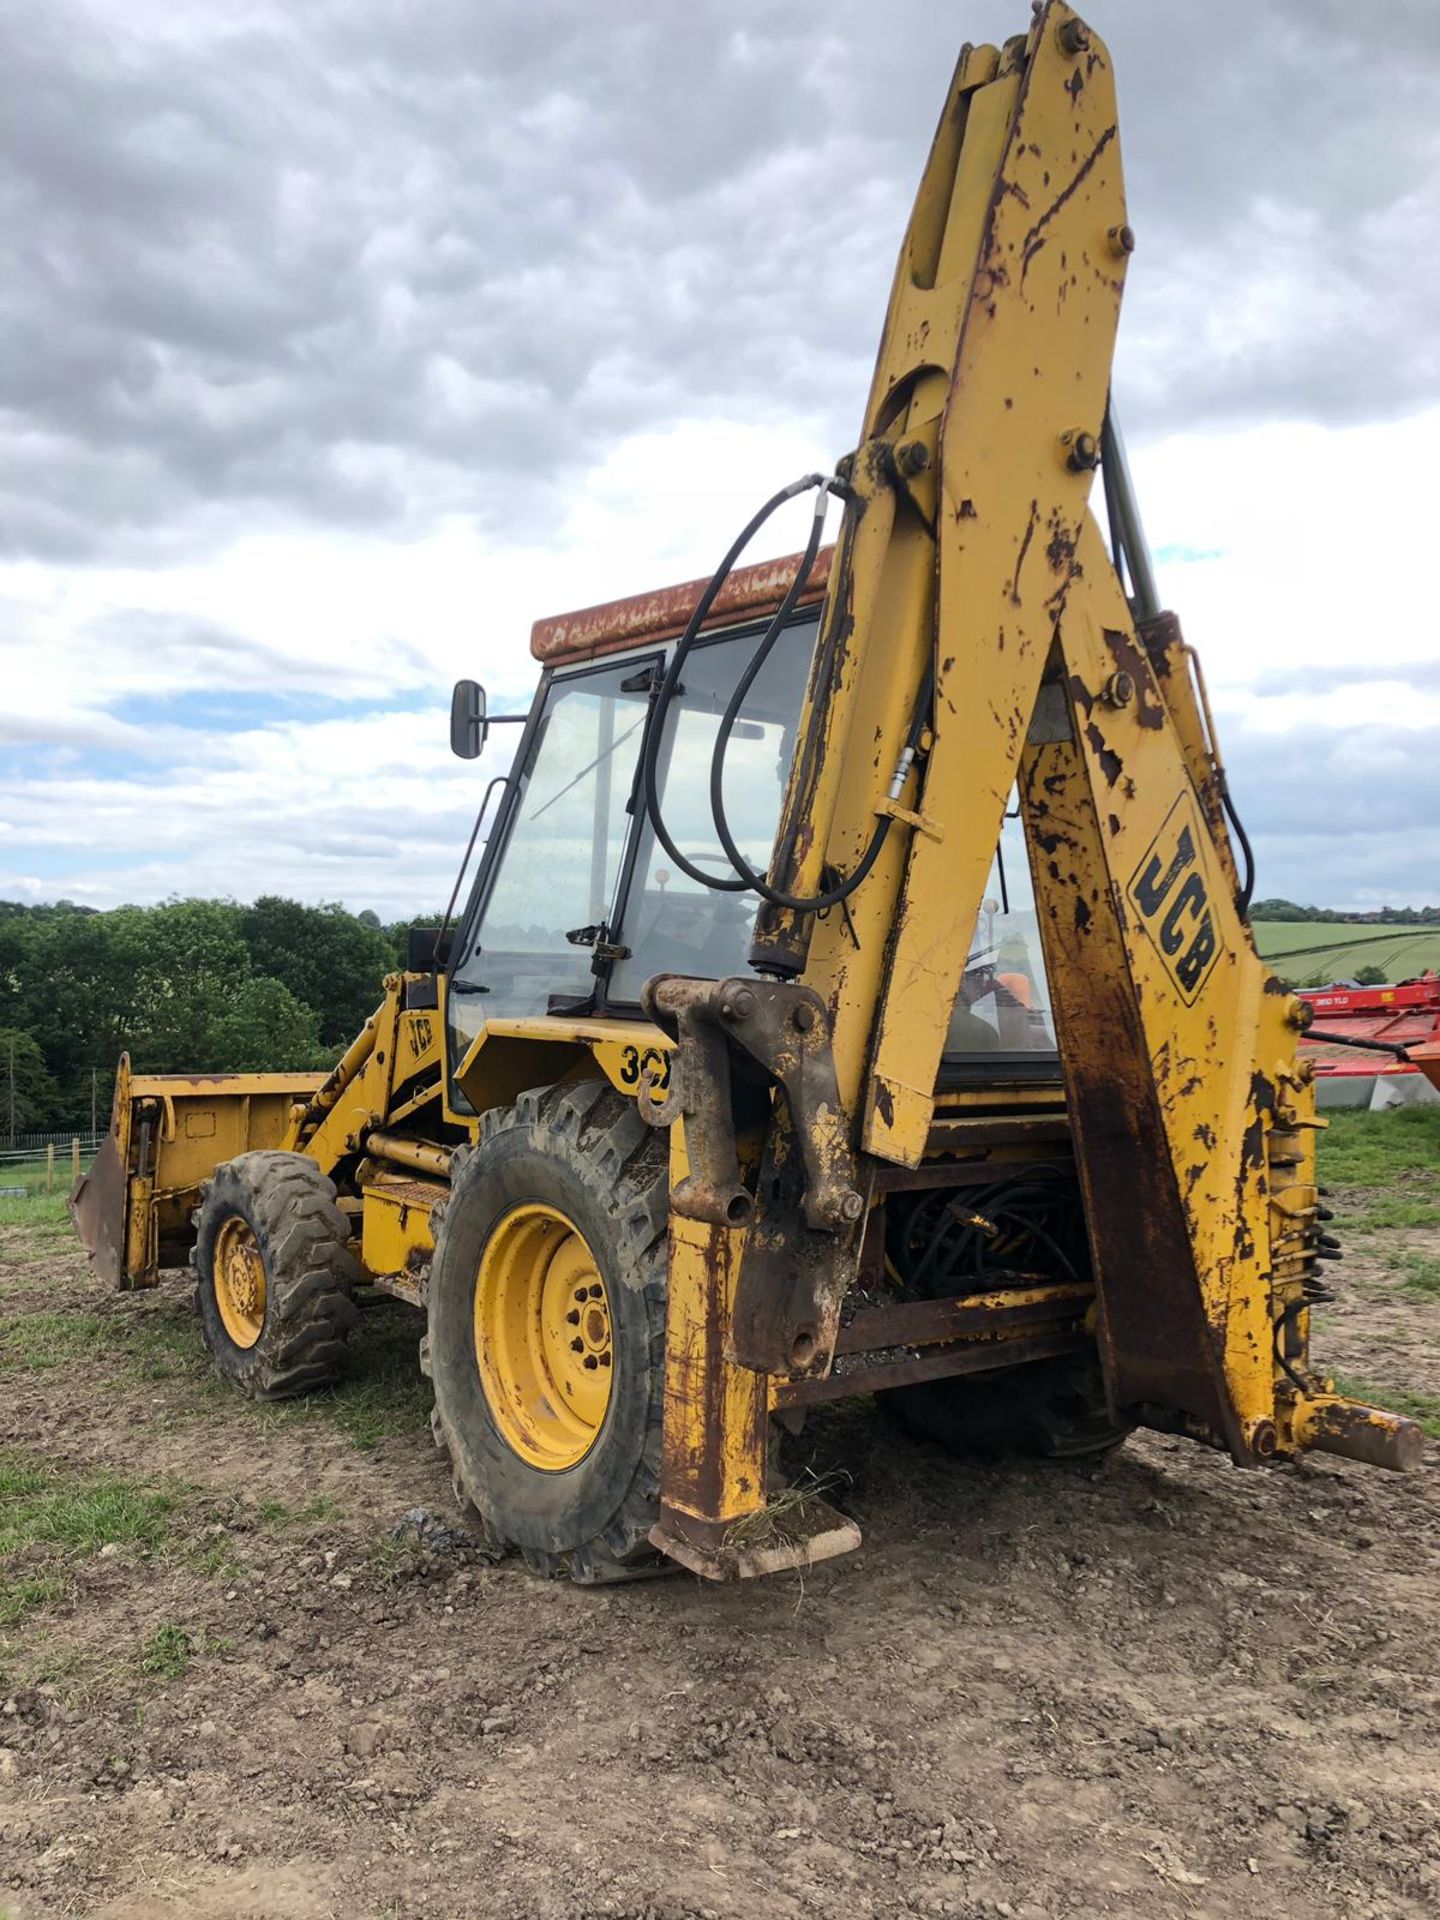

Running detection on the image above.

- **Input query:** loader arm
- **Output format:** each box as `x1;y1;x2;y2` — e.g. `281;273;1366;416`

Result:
646;2;1418;1572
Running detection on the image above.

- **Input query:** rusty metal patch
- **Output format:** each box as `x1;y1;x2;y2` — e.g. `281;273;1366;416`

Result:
530;547;833;666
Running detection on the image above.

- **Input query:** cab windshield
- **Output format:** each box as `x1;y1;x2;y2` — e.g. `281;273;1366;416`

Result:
448;610;1057;1069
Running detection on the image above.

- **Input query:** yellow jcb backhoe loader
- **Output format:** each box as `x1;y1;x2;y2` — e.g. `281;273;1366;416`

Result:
73;3;1422;1584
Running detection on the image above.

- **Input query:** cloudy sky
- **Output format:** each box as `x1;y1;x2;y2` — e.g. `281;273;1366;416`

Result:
2;0;1438;917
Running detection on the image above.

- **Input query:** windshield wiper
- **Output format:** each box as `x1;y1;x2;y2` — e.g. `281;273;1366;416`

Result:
529;713;648;822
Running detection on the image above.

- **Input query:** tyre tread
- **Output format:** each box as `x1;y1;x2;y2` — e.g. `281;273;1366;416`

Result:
428;1081;669;1585
193;1150;359;1401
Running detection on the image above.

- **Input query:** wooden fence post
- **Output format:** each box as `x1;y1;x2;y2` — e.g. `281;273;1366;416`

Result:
71;1136;81;1186
47;1142;55;1193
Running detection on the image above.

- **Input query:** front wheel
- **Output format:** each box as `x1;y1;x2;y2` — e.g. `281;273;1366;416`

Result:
426;1082;669;1584
192;1151;359;1399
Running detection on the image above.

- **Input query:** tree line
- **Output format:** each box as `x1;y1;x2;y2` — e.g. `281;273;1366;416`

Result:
7;890;1437;1136
1251;899;1440;923
0;899;428;1136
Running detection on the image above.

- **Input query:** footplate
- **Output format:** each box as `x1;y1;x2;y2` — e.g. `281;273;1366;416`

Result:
651;1494;862;1583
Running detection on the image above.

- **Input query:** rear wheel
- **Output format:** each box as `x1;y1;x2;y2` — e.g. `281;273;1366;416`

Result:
426;1081;668;1584
193;1151;360;1398
879;1351;1131;1462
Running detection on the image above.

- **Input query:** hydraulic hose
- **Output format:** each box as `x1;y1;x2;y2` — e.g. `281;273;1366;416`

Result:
1222;786;1256;919
639;475;833;896
641;473;932;917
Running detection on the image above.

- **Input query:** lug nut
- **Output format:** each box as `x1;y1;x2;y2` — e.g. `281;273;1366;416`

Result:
1100;669;1134;709
897;440;931;477
838;1189;865;1224
1064;430;1099;472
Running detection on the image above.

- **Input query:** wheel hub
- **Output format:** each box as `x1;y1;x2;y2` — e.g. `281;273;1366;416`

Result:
213;1215;267;1350
473;1202;614;1471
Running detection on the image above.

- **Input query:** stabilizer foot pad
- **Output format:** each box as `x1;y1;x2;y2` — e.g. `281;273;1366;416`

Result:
650;1495;862;1582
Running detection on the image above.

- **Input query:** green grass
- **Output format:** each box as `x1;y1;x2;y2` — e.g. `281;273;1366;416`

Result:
0;1188;72;1229
1253;920;1440;981
0;1573;68;1627
0;1303;210;1384
1385;1249;1440;1299
121;1309;211;1383
1318;1109;1440;1244
366;1531;426;1588
1333;1374;1440;1440
0;1450;177;1630
1317;1107;1440;1188
0;1309;111;1370
1342;1193;1440;1233
255;1492;343;1528
188;1535;244;1578
311;1308;431;1448
0;1212;427;1449
138;1622;192;1680
0;1453;175;1558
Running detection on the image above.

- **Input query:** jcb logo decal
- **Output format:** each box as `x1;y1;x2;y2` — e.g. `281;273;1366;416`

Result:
1127;796;1222;1003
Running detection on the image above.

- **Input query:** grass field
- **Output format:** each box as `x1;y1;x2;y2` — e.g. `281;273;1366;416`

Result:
1252;919;1440;983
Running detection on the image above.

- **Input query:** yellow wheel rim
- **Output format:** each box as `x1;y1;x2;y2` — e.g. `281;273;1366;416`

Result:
213;1214;267;1350
474;1202;613;1471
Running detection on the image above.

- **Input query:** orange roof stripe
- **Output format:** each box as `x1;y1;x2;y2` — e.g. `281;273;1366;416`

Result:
530;545;834;665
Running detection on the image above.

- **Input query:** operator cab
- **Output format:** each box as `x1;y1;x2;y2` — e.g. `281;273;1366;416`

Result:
444;550;1057;1086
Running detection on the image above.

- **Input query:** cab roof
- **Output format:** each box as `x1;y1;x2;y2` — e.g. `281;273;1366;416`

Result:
529;545;835;667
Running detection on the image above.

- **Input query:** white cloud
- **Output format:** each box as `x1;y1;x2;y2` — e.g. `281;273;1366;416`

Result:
1134;408;1440;709
3;0;1438;915
0;409;842;911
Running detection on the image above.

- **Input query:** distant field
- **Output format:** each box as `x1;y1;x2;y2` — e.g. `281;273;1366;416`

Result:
1252;920;1440;983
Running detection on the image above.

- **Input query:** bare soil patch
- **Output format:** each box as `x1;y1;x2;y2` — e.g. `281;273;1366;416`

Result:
3;1148;1440;1920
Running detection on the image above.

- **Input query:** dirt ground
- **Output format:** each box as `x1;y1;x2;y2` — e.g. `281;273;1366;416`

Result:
3;1130;1440;1920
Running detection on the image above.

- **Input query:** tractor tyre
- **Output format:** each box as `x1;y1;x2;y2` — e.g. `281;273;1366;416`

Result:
878;1351;1131;1463
426;1080;669;1585
192;1151;360;1399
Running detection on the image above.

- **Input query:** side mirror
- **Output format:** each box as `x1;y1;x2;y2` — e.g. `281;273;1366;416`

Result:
450;679;488;759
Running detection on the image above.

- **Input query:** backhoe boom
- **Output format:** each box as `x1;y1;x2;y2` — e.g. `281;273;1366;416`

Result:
646;2;1419;1572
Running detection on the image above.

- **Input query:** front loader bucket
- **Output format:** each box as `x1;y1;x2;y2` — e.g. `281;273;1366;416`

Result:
70;1052;327;1290
69;1130;129;1289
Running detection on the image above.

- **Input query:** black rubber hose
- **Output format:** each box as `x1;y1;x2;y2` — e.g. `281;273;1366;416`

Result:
642;471;941;917
707;544;932;913
1273;1296;1311;1396
640;475;831;895
703;488;830;886
1222;784;1256;919
1303;1030;1411;1060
